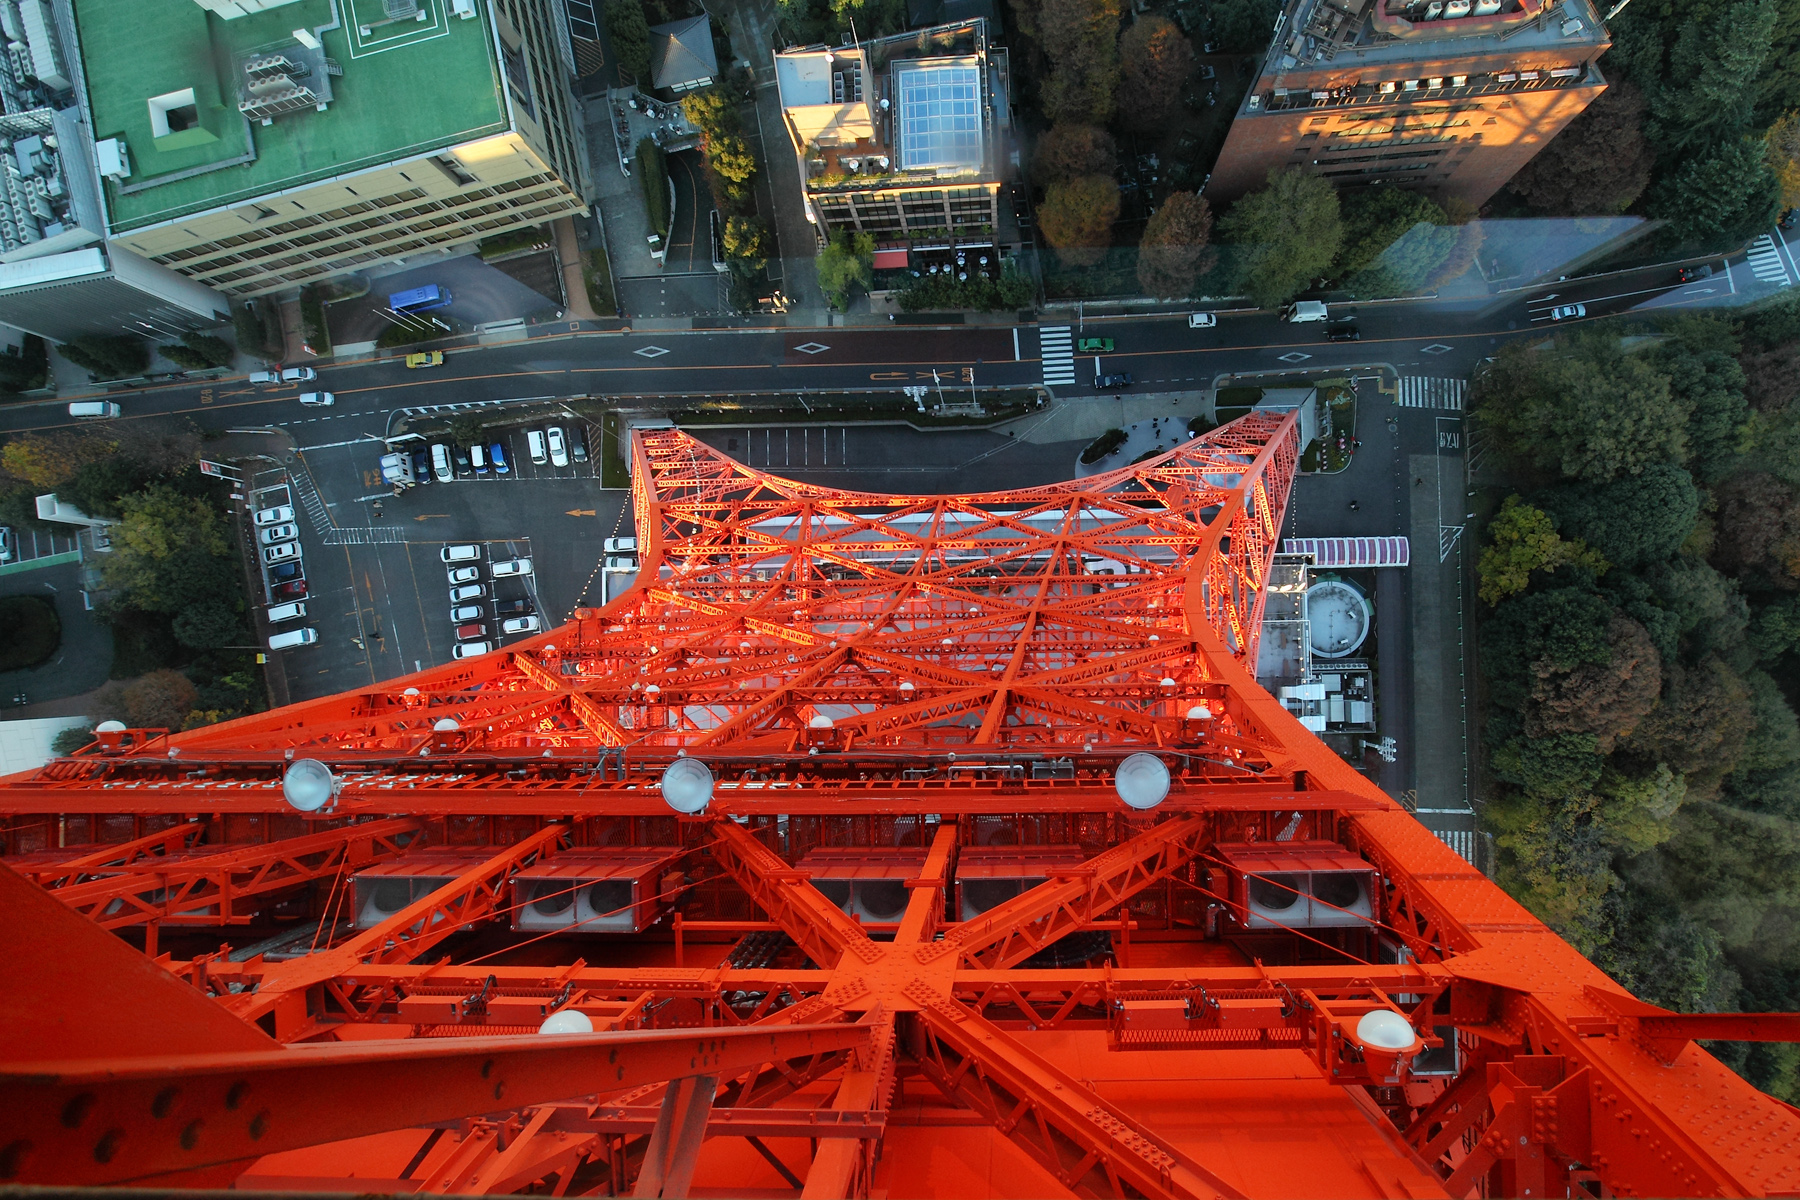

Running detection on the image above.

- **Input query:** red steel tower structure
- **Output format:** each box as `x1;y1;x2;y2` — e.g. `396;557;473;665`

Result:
3;416;1798;1198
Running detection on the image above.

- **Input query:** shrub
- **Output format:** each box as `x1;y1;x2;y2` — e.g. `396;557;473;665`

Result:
605;0;651;81
183;333;235;368
0;334;47;391
60;335;148;380
298;285;330;355
585;247;618;316
161;343;213;370
1080;427;1129;465
0;594;61;670
479;227;550;260
232;299;281;358
638;138;670;238
896;267;1035;312
376;321;442;349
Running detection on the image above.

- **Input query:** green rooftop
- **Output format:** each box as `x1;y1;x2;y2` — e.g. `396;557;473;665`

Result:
79;0;511;232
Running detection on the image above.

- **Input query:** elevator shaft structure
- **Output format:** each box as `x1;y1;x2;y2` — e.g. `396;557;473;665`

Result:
1;418;1796;1198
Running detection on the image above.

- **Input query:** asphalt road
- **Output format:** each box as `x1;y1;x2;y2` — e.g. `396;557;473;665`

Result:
5;221;1793;442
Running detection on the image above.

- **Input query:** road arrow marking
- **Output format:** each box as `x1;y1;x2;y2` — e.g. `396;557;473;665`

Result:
566;508;597;516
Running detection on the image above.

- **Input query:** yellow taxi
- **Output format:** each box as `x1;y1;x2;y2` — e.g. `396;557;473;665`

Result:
404;351;445;368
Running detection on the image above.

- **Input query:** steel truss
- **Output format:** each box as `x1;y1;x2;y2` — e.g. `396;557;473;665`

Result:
2;422;1797;1198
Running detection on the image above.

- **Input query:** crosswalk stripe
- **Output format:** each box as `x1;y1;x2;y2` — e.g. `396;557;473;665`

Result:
1396;377;1466;410
321;526;410;545
1039;325;1076;386
1747;236;1791;285
1436;828;1476;865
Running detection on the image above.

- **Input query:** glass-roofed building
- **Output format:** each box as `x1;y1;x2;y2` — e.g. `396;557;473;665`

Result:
774;19;1013;243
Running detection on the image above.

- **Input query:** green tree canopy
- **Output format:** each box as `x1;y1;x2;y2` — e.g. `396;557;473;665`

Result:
816;230;874;310
1031;124;1116;187
1209;0;1280;54
1136;192;1215;299
1118;15;1194;129
1477;494;1608;604
1039;174;1122;268
1537;463;1702;570
1651;136;1783;245
1471;334;1690;483
1506;81;1654;215
1217;168;1342;309
1332;187;1447;283
605;0;652;82
1651;0;1779;156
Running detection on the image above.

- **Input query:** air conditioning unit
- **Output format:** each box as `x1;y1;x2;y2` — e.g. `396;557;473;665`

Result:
955;846;1086;921
511;849;683;933
1214;841;1378;930
350;854;483;929
799;847;926;923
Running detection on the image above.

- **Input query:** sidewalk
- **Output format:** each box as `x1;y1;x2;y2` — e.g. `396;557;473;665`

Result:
998;389;1210;446
555;216;601;322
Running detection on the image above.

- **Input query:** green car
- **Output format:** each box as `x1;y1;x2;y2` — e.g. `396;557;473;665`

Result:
1077;336;1115;353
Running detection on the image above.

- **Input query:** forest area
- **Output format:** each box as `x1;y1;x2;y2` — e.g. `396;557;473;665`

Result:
1470;289;1800;1102
0;426;266;742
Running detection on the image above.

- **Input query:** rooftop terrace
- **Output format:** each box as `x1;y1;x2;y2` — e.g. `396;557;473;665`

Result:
78;0;510;232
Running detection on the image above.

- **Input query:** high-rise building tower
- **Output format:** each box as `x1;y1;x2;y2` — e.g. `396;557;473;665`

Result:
55;0;589;298
2;419;1798;1197
1209;0;1610;208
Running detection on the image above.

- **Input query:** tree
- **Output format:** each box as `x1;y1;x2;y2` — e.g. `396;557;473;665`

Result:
1118;16;1194;129
58;335;148;381
1538;464;1702;570
1711;472;1800;591
707;132;759;190
50;725;93;756
681;87;740;136
1210;0;1280;54
161;343;213;371
1136;192;1215;298
1425;215;1485;289
98;484;231;609
182;333;235;368
1482;585;1617;711
816;230;874;311
1038;174;1121;268
605;0;652;82
1506;82;1654;215
722;216;769;276
1217;169;1342;309
93;669;200;731
1626;656;1754;786
1651;136;1783;245
1477;494;1607;604
1471;334;1690;483
1647;319;1751;481
0;334;47;392
0;430;118;488
1031;124;1116;187
171;601;246;650
1767;111;1800;209
1332;187;1448;282
58;457;154;519
1651;0;1779;157
1037;0;1122;124
1527;614;1663;753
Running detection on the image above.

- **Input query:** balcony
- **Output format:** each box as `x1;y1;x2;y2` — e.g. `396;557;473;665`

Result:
1259;64;1586;113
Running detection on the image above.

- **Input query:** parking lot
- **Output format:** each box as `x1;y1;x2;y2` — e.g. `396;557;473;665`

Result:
246;410;632;701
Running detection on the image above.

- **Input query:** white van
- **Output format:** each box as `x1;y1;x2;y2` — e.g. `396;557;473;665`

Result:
526;429;548;464
266;601;307;623
430;443;453;483
1283;300;1329;323
68;401;121;419
248;370;279;384
268;627;318;649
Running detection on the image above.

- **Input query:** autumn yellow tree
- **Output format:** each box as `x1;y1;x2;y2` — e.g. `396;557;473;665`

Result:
0;430;117;488
1477;494;1608;604
1038;174;1121;268
1767;111;1800;210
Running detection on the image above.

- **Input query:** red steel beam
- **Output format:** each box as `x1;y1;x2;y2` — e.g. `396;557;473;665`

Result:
225;824;564;1037
50;817;423;929
21;819;209;886
0;1023;871;1188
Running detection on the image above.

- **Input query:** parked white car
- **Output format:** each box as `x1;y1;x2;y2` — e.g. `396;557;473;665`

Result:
502;615;542;635
1187;312;1216;328
450;583;486;603
547;426;569;467
452;640;492;659
254;504;295;526
448;565;481;585
262;541;300;565
258;523;298;546
490;557;533;578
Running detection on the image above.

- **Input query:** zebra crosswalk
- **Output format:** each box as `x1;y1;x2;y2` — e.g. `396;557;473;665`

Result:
1396;377;1467;410
1039;325;1075;388
289;468;332;531
1746;234;1794;287
321;525;409;546
1437;828;1477;865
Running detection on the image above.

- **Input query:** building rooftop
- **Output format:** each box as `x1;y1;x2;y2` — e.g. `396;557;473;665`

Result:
1266;0;1605;74
76;0;510;233
775;20;1005;192
648;14;716;91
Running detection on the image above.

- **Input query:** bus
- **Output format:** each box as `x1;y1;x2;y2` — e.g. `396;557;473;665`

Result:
388;284;452;313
